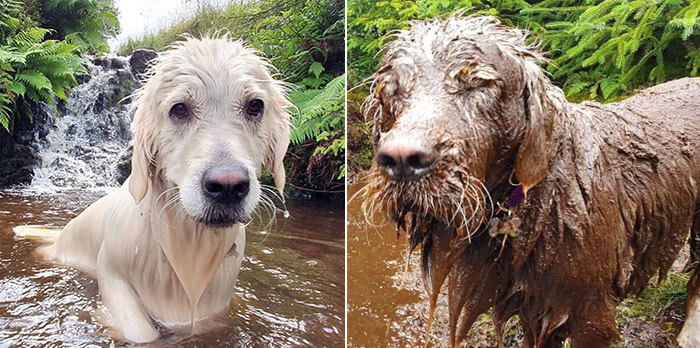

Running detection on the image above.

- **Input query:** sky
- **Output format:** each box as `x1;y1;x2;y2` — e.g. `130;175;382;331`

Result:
108;0;231;51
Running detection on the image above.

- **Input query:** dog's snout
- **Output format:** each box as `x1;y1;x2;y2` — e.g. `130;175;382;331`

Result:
202;165;250;204
376;142;436;181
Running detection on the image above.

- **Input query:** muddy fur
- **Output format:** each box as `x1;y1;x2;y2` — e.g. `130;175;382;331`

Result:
360;15;700;348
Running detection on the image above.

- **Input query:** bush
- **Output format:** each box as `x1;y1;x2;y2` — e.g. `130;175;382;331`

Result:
538;0;700;101
0;0;86;132
38;0;119;54
290;73;346;180
348;0;700;102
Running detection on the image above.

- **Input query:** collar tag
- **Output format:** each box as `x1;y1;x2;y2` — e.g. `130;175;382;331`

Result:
489;186;525;238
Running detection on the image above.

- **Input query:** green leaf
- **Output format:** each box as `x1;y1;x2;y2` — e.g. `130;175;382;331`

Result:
8;79;25;96
308;61;325;79
15;70;52;92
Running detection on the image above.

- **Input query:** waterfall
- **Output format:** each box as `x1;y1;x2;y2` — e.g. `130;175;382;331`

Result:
29;56;135;191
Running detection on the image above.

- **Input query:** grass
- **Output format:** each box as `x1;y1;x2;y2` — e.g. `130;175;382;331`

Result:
618;270;690;321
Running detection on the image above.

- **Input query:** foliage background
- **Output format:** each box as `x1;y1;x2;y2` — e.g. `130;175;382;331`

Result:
0;0;117;132
347;0;700;175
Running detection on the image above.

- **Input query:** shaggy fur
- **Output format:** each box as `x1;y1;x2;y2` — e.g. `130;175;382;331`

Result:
14;37;290;343
361;15;700;348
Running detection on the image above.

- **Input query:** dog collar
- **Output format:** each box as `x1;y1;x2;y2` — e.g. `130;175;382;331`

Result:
504;185;525;210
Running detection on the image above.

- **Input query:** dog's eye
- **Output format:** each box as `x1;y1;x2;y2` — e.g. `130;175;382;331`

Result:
245;99;264;120
169;103;190;122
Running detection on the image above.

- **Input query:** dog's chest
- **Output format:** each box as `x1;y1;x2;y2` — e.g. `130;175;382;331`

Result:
127;226;245;326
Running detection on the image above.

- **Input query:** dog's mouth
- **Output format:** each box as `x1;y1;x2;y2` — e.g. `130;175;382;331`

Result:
196;204;251;228
362;165;490;238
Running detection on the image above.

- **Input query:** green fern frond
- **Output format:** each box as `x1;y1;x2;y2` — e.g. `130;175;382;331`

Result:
14;70;52;92
289;74;345;145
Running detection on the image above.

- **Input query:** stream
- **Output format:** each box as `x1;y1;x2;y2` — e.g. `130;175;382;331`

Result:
0;189;344;347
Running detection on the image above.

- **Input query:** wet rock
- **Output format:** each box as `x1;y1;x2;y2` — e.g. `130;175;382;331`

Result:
110;57;127;70
130;49;158;80
115;143;133;185
0;144;38;186
0;53;138;188
0;163;33;186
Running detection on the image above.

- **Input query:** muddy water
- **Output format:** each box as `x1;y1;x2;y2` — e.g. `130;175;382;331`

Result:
347;183;436;347
0;188;344;347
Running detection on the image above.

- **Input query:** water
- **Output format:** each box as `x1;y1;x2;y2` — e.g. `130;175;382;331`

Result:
30;56;133;190
0;190;345;346
346;183;432;347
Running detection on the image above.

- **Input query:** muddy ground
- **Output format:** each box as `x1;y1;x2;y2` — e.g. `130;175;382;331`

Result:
390;243;689;348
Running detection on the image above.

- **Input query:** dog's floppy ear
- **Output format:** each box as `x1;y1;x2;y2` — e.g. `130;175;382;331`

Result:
128;108;155;204
515;63;559;195
269;125;290;196
264;89;291;196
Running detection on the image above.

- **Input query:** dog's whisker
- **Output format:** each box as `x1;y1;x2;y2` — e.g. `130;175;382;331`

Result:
259;184;288;207
155;186;179;205
154;192;183;229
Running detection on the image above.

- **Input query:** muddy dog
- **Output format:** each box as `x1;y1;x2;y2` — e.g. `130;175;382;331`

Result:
14;37;290;342
361;15;700;348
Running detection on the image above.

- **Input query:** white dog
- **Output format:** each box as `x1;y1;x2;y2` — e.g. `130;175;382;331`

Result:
14;36;290;343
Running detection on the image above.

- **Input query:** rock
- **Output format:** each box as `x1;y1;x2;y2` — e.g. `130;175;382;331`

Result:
115;142;133;185
0;152;35;186
130;49;158;80
110;57;127;70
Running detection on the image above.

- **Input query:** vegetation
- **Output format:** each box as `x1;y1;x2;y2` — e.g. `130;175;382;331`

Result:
119;0;345;190
290;73;346;180
38;0;119;54
1;0;102;132
349;0;700;101
0;0;117;132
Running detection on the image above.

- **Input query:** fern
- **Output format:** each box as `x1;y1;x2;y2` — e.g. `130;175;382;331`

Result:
15;70;52;92
38;0;119;54
0;2;86;132
289;73;346;178
540;0;700;101
350;0;700;102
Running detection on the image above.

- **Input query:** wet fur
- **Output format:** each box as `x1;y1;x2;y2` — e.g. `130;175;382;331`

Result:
362;15;700;348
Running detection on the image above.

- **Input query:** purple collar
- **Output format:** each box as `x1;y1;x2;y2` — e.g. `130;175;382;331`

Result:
505;186;525;210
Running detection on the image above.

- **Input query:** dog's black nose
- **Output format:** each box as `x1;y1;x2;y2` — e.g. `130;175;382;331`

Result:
376;143;436;181
202;165;250;204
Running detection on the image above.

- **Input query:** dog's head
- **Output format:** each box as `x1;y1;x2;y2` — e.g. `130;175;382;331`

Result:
364;15;565;231
128;36;290;227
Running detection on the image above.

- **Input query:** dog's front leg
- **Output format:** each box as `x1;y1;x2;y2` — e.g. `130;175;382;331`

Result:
96;248;159;343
